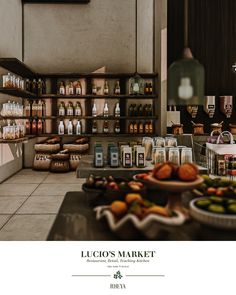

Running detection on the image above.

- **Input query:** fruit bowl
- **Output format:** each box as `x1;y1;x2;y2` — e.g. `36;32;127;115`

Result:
94;206;186;240
190;197;236;230
146;175;204;192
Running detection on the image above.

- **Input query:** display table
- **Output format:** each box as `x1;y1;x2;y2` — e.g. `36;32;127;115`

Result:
47;192;236;241
76;155;208;178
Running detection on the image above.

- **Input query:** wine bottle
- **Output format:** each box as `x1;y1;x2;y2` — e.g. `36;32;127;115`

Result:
133;122;138;134
92;102;97;117
114;120;120;133
92;120;98;133
59;81;65;95
67;121;73;135
76;121;82;135
75;101;82;116
114;102;120;117
128;104;134;117
103;120;109;133
138;104;143;116
58;120;64;135
76;81;82;95
104;81;109;95
138;121;144;134
103;102;109;117
129;122;134;134
58;102;65;116
114;80;121;95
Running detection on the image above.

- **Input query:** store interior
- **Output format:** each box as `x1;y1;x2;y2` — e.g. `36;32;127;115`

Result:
0;0;236;241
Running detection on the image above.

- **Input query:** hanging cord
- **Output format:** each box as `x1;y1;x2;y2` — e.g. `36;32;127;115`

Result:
183;0;193;58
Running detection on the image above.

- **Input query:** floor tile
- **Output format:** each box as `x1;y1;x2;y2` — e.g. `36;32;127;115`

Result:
32;184;82;196
4;174;46;184
17;169;49;176
0;215;12;228
16;195;65;214
0;184;38;196
0;215;56;241
43;172;81;184
0;197;28;214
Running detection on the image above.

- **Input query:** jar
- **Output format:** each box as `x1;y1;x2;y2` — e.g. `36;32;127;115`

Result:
168;147;180;165
180;147;193;164
142;137;153;160
172;123;183;135
165;137;177;147
210;123;223;134
153;147;166;164
229;124;236;135
153;137;165;147
192;123;204;135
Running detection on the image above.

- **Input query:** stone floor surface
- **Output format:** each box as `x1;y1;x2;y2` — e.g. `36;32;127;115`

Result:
0;170;84;241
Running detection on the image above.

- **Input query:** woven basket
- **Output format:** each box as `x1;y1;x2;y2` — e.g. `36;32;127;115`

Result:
50;159;70;173
69;153;81;170
34;143;61;153
51;153;70;160
33;153;52;170
63;143;89;153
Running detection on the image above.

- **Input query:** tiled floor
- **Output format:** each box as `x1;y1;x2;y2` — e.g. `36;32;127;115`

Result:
0;169;85;241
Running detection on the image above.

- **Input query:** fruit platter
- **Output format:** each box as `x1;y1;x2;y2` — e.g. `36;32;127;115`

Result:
94;193;185;239
190;196;236;230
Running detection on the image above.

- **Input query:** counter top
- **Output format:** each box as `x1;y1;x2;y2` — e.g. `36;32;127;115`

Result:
47;192;236;241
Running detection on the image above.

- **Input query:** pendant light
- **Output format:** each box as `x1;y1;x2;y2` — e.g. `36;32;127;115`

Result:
167;0;205;106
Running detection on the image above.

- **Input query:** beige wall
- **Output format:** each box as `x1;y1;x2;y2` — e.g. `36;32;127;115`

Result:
24;0;154;73
0;0;22;59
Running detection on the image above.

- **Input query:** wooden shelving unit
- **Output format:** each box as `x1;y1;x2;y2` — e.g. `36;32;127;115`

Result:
0;58;158;138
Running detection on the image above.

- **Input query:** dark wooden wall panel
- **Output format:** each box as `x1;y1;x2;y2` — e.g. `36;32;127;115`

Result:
168;0;236;133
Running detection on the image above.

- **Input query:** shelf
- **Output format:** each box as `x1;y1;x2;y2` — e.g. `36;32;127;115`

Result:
0;137;30;144
0;58;36;78
0;88;36;98
39;72;158;79
0;116;157;120
22;0;90;3
40;94;157;99
36;133;156;138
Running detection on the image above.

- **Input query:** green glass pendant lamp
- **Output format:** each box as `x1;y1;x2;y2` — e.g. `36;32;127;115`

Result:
168;0;205;106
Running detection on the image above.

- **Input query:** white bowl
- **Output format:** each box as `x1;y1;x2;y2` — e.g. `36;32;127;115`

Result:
94;206;186;240
190;198;236;230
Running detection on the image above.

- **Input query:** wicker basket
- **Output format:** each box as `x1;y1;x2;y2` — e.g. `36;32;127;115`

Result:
33;153;52;170
63;143;89;153
51;153;70;160
34;143;61;153
69;153;81;170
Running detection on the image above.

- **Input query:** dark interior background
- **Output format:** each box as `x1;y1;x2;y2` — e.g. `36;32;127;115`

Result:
167;0;236;134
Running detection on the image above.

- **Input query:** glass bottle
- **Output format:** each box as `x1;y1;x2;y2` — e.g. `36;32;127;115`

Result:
42;100;46;117
114;120;120;134
58;120;64;135
103;120;109;133
103;102;109;117
32;119;37;135
37;79;42;96
133;122;138;134
37;100;43;117
148;104;153;116
25;120;31;135
149;121;153;134
68;82;74;95
75;81;82;95
76;121;82;135
129;122;134;134
144;122;149;134
25;79;31;92
128;104;134;117
114;80;121;95
59;81;65;95
138;104;143;116
92;120;97;133
37;119;43;135
138;121;144;134
24;100;31;117
32;100;38;117
104;81;109;95
114;102;120;117
58;102;65;116
92;102;97;117
75;101;82;116
67;120;73;135
145;83;149;94
149;83;153;95
92;83;97;95
66;102;73;116
32;79;37;94
42;79;46;94
133;104;137;117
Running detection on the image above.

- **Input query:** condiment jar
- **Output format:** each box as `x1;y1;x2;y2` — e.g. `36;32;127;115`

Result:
210;122;223;134
171;123;183;135
192;122;204;135
229;124;236;135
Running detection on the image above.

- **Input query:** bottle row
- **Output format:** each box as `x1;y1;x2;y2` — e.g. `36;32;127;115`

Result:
25;119;46;135
2;73;46;96
128;121;154;134
128;104;153;117
58;120;82;135
24;99;47;117
2;123;26;140
1;100;24;117
92;120;121;134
